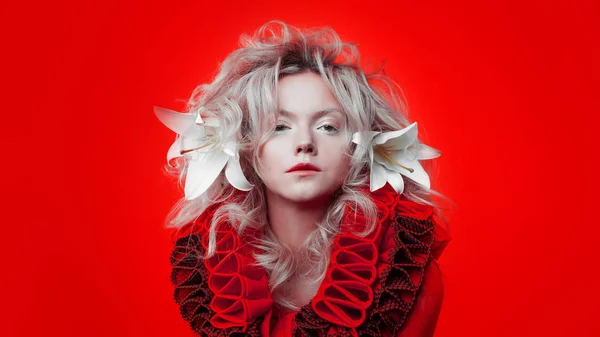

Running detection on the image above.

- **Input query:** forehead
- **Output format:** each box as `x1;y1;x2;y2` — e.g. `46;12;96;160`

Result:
277;72;341;115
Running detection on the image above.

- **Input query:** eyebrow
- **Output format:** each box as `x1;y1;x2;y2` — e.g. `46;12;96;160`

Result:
278;107;342;118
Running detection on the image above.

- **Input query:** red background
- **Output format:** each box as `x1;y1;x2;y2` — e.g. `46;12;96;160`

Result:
2;1;599;336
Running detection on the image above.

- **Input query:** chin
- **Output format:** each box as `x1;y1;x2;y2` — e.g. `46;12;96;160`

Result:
287;194;329;205
286;185;339;204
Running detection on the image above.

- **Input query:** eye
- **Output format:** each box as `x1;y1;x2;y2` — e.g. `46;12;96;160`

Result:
318;124;339;133
274;124;290;132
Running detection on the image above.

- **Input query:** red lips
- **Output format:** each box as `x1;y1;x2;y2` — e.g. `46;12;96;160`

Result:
286;163;322;173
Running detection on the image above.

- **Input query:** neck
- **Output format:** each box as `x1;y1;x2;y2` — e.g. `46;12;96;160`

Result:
265;191;330;250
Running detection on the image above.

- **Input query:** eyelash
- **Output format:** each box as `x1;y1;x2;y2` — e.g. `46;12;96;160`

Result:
274;124;339;133
319;124;339;133
274;124;289;132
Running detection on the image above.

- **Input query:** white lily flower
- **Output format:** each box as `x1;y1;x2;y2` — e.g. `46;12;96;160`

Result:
352;122;440;194
154;106;253;200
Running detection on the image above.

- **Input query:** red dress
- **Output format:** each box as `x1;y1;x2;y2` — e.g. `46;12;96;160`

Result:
170;184;451;336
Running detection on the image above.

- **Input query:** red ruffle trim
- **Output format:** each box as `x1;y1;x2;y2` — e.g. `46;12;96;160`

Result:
201;225;273;330
294;185;450;336
310;185;399;328
170;233;266;337
170;199;273;334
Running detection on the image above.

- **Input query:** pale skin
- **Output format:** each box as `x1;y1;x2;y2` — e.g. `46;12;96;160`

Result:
257;72;444;336
258;71;351;252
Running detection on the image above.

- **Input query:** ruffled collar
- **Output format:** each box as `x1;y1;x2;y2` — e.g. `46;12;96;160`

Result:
194;184;399;329
170;183;449;335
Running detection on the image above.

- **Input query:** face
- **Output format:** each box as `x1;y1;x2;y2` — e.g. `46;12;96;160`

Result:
258;71;352;204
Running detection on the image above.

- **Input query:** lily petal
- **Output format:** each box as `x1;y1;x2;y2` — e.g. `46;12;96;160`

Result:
370;162;388;192
396;156;431;189
372;122;418;149
201;117;221;128
195;113;204;125
184;151;229;200
374;142;439;174
225;156;253;191
195;107;221;127
385;167;405;194
367;143;374;164
374;145;417;173
418;143;441;160
223;140;237;157
373;150;401;173
154;106;208;138
166;136;216;164
180;135;214;152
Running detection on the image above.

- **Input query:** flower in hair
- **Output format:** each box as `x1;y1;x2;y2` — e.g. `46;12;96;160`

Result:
352;122;440;194
154;106;253;200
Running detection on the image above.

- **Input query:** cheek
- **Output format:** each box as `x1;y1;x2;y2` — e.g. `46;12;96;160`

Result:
325;141;352;174
258;141;282;175
337;154;352;176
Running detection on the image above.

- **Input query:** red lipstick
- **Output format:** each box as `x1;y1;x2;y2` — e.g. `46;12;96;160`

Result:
286;163;322;173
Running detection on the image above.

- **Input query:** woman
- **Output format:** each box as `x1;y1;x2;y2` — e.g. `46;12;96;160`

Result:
156;21;451;337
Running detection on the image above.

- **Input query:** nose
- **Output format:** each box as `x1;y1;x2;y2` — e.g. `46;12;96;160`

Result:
296;141;317;155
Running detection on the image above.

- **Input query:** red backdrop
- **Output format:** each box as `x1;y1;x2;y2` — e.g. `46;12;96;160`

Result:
2;1;598;336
